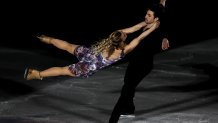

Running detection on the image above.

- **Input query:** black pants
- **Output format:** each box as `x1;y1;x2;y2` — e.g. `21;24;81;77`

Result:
108;56;154;123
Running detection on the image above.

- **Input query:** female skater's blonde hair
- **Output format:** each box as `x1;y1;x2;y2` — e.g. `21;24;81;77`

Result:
91;30;126;59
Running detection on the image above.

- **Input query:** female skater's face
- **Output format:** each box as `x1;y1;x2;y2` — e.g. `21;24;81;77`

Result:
120;31;127;42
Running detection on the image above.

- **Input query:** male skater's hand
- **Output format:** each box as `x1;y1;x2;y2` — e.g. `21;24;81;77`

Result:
162;38;169;50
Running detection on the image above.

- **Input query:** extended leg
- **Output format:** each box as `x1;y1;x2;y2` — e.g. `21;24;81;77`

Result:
37;35;79;55
24;66;74;80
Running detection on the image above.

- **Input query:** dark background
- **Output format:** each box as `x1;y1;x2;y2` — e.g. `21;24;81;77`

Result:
1;0;218;50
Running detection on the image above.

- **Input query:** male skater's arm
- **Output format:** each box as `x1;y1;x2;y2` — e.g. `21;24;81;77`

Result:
160;0;170;50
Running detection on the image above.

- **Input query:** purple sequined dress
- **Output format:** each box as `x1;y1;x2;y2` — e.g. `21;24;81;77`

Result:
68;46;124;77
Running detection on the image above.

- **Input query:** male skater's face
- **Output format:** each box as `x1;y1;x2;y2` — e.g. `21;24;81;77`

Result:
144;10;158;24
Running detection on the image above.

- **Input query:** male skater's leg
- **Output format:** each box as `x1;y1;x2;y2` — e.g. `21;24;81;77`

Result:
109;58;153;123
